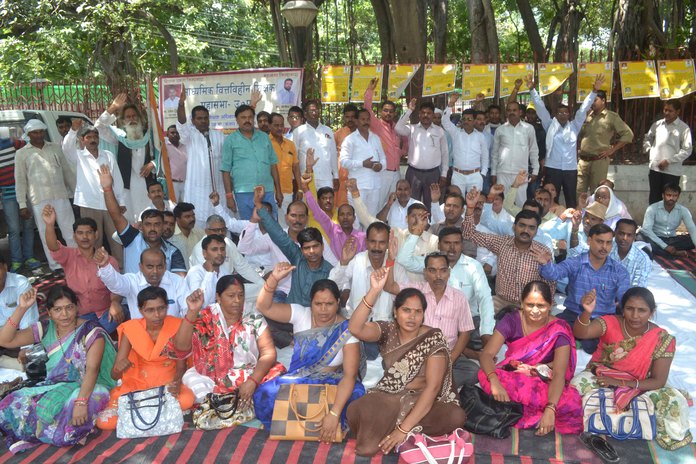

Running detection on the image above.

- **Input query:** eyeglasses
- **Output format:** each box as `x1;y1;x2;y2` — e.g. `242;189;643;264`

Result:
50;304;77;314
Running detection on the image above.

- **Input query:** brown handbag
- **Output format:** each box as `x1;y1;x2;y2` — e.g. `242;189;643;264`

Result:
269;383;344;442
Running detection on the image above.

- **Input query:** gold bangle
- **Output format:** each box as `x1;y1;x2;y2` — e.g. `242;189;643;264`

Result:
328;410;339;418
576;316;591;327
486;371;498;380
397;423;409;434
361;296;374;310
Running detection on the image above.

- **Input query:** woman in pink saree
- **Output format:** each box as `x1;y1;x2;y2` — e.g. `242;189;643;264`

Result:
478;280;583;435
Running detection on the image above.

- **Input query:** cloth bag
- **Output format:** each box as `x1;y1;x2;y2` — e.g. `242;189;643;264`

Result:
116;386;183;438
582;388;656;440
269;383;343;442
193;390;255;430
396;428;474;464
459;386;523;438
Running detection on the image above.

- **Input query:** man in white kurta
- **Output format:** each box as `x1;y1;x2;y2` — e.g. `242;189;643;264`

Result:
293;100;339;190
340;109;386;216
176;87;225;229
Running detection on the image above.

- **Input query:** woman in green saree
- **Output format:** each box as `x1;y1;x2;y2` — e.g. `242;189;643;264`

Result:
0;285;116;454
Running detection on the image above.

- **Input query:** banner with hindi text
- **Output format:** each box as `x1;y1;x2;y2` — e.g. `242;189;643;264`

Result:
387;64;420;99
657;59;696;99
422;64;456;97
537;62;573;96
350;65;384;102
619;61;659;99
577;62;613;102
461;64;496;99
321;65;352;104
159;68;303;131
499;63;534;97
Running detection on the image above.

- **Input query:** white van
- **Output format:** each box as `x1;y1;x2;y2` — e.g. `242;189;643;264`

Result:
0;109;92;143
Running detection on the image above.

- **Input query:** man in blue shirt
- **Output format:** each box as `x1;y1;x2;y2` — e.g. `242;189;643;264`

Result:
535;223;630;353
611;219;651;287
639;183;696;258
98;165;186;275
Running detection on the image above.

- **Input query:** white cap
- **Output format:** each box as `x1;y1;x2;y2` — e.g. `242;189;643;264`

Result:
23;119;48;133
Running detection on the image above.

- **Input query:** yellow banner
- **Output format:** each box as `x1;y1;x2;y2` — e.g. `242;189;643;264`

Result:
422;64;456;97
350;65;385;102
577;62;613;102
499;63;534;97
657;59;696;99
537;62;573;96
619;61;659;99
387;64;420;99
321;65;351;103
461;64;496;99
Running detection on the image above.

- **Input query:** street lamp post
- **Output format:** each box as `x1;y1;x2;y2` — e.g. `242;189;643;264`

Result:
280;1;319;68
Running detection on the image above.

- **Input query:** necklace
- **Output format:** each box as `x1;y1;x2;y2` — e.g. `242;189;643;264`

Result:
622;318;650;338
56;322;78;364
521;312;549;336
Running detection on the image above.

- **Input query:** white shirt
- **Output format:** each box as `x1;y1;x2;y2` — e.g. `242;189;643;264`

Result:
339;129;386;187
185;265;229;306
491;120;539;176
531;89;594;171
395;110;449;175
189;236;264;286
442;108;489;173
238;222;292;294
62;129;126;209
176;121;225;228
294;123;338;186
14;142;73;209
644;117;693;177
386;198;421;230
97;264;187;318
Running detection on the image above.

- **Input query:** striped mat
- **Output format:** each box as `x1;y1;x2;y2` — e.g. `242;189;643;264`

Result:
1;425;694;464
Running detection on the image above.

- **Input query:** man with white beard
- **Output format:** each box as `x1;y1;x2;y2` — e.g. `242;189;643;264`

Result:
96;94;156;223
176;84;225;229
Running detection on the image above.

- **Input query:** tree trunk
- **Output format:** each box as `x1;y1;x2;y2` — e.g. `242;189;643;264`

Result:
136;11;179;75
691;0;696;55
269;0;291;66
552;0;583;110
370;0;396;63
467;0;499;64
95;32;139;97
516;0;546;61
430;0;448;63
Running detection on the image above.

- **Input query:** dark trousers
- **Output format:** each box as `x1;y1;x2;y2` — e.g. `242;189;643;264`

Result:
557;309;599;354
649;170;681;204
545;167;578;208
406;165;440;211
640;233;695;258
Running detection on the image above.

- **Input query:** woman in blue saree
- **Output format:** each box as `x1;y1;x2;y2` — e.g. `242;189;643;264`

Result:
254;263;365;443
0;285;116;454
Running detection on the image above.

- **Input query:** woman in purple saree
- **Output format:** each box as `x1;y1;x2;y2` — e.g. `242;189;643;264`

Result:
478;281;583;435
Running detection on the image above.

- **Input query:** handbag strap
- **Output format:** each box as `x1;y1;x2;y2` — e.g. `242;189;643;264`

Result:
288;384;329;424
597;389;639;440
210;392;240;420
128;386;166;432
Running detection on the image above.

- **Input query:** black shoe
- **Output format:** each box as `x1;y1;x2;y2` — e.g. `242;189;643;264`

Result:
579;432;619;463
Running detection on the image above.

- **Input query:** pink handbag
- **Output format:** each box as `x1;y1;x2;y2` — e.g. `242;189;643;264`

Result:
396;428;474;464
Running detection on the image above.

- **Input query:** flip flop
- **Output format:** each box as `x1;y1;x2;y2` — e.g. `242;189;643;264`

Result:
579;432;620;463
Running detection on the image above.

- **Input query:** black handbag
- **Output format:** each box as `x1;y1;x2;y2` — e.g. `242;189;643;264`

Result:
459;386;523;438
24;344;48;381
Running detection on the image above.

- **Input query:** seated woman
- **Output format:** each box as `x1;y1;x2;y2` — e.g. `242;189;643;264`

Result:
97;287;195;430
254;262;364;443
164;276;285;407
591;185;631;229
478;280;582;436
572;287;692;450
0;286;116;454
346;268;465;457
543;182;566;217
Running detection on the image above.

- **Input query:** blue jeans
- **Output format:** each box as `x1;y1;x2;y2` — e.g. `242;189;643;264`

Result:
557;309;599;354
235;191;278;221
80;310;120;334
1;196;35;264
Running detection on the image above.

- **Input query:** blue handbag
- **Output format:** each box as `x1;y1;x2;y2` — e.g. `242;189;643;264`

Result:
582;388;656;440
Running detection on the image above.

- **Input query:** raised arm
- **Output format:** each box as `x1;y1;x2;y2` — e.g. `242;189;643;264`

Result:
177;84;187;125
98;164;129;232
526;75;552;130
171;288;204;353
394;99;416;136
255;186;301;263
95;247;133;297
441;94;460;135
41;204;60;252
0;289;38;348
347;179;380;228
256;263;295;323
347;267;388;342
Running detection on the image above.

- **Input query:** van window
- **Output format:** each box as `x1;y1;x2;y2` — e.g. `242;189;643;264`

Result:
52;114;91;143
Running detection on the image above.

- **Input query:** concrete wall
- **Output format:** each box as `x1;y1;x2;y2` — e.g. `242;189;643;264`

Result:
606;165;695;224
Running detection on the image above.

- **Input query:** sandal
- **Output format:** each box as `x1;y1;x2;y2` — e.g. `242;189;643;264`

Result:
579;432;619;463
